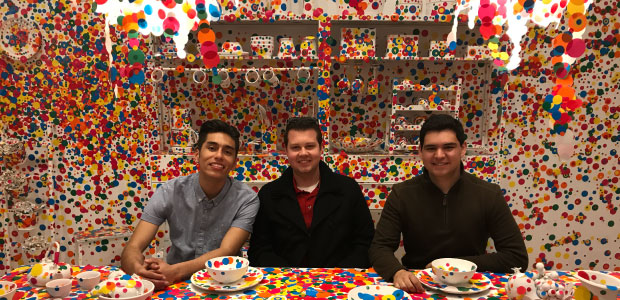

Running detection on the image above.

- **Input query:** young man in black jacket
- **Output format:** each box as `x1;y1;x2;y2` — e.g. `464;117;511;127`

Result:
249;117;374;267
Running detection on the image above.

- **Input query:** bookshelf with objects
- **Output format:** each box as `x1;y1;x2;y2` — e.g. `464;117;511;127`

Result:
388;77;462;153
146;4;502;191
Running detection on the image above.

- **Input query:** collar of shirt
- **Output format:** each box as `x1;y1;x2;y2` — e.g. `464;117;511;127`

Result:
293;177;320;194
193;174;232;208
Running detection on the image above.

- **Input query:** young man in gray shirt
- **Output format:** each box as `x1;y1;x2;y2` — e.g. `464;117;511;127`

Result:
121;119;259;290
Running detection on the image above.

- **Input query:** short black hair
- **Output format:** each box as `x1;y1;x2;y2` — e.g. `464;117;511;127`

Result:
193;119;241;154
284;117;322;147
419;114;466;148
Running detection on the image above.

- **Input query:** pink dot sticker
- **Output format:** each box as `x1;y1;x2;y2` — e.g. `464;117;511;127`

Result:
566;39;585;58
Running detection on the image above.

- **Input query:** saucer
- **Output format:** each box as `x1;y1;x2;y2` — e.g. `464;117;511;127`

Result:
191;266;263;292
348;285;412;300
416;269;492;295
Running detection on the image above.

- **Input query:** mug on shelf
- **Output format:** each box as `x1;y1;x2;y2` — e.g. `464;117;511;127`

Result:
277;37;296;59
296;67;311;84
336;72;350;95
466;45;492;59
192;69;207;84
219;71;232;89
429;40;455;59
299;36;317;59
250;36;274;59
171;108;192;130
245;68;261;87
262;68;279;86
171;128;199;151
351;74;364;95
385;34;419;59
367;78;379;95
12;200;42;231
22;236;47;263
0;138;26;167
0;169;29;200
272;0;306;16
220;41;244;58
150;68;164;82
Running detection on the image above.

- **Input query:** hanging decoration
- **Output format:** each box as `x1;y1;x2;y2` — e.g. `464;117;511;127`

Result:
94;0;229;84
447;0;592;133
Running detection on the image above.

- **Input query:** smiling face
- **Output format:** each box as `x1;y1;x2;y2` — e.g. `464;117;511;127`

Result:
285;129;322;178
419;129;466;183
195;132;237;182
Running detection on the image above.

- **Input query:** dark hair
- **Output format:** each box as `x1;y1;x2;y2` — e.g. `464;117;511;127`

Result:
284;117;322;147
419;114;466;148
193;119;241;154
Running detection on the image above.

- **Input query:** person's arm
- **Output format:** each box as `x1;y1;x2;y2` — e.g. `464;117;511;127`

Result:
248;187;290;267
120;220;168;289
459;187;529;272
336;181;374;268
147;226;251;282
368;186;424;293
148;187;260;283
368;186;406;279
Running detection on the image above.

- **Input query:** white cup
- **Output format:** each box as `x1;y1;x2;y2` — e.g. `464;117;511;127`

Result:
351;74;364;95
262;68;279;86
220;71;231;88
250;36;274;59
297;67;310;84
150;68;163;82
76;271;101;290
46;278;72;298
245;68;261;87
277;37;296;58
192;69;206;84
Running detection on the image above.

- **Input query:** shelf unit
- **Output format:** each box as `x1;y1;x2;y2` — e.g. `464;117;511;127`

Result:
148;15;494;157
388;77;462;153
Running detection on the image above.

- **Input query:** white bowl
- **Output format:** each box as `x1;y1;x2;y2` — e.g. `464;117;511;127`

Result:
76;270;101;290
205;256;249;283
575;270;620;300
98;280;154;300
46;278;72;298
0;281;17;300
431;258;477;286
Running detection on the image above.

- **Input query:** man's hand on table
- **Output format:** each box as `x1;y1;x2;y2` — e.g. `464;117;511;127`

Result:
131;260;169;291
144;258;182;290
393;269;425;294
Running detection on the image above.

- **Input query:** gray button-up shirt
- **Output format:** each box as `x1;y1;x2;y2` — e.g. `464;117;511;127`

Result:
141;172;259;264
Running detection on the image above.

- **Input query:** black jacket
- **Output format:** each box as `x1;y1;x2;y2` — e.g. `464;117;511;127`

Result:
248;161;375;268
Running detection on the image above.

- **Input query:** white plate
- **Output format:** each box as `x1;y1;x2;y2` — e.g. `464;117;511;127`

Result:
0;17;42;61
416;268;492;295
348;285;412;300
191;266;263;292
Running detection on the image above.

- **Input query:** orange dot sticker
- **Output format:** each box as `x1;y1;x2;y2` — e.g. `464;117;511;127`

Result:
197;28;215;44
568;13;586;31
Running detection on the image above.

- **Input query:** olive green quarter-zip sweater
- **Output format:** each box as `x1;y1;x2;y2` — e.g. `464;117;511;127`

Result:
369;166;528;281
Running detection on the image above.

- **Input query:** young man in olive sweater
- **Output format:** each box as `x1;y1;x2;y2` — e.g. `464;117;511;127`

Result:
369;114;528;293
